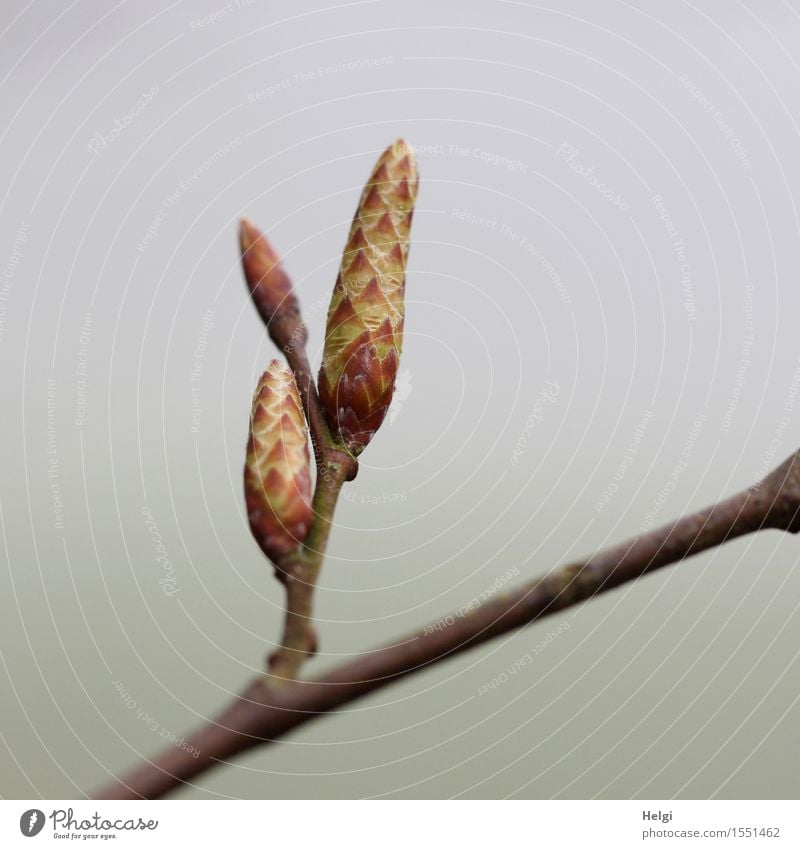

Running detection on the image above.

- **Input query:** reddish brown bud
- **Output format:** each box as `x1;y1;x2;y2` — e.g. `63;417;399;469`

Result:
245;360;312;562
239;218;303;343
318;140;418;454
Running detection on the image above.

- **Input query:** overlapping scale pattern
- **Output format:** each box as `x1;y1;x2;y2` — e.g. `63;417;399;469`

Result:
318;140;419;454
245;360;312;561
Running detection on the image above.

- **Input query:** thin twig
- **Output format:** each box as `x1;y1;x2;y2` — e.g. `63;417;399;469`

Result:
92;450;800;799
269;313;331;473
268;457;353;683
242;229;358;684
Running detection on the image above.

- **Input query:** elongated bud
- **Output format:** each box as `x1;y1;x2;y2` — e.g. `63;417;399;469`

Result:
240;218;305;348
318;140;418;454
245;360;312;562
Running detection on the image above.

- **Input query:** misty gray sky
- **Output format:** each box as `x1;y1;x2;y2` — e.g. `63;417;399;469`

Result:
1;0;800;799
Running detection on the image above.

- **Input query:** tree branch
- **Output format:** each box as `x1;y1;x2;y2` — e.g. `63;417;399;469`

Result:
92;450;800;800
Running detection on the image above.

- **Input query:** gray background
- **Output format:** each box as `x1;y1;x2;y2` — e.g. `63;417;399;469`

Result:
1;0;800;799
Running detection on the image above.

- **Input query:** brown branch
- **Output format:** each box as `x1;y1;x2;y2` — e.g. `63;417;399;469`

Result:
93;450;800;800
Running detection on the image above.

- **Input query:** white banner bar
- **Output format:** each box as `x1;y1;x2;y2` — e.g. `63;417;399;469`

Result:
1;799;796;847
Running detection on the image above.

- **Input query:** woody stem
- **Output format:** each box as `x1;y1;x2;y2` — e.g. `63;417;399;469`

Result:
254;272;359;684
268;457;352;684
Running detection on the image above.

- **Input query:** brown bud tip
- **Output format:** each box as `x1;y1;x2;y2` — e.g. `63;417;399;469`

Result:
318;140;419;454
244;360;313;562
239;217;298;329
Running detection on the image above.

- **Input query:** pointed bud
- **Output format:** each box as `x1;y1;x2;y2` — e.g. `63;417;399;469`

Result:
245;360;312;562
318;140;418;454
239;218;305;348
